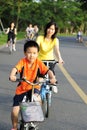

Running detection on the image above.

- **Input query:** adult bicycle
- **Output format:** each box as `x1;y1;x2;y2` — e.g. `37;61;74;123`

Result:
8;38;16;54
8;38;13;54
40;60;58;118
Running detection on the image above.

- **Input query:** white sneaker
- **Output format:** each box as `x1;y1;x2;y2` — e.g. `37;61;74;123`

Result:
13;48;16;51
52;85;58;93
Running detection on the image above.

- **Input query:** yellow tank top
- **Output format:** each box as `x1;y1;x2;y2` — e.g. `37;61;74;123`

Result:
36;36;59;60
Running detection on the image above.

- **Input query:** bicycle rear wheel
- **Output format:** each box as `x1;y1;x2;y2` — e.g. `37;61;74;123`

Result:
42;93;50;118
9;38;13;54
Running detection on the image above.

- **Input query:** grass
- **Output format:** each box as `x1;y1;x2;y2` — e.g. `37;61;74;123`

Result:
0;31;25;46
0;31;78;46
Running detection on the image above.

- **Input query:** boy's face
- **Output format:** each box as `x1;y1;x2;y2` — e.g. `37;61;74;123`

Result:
24;47;38;63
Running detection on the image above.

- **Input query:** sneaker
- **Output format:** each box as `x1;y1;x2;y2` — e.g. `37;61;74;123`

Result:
13;48;16;51
52;85;58;93
29;126;35;130
29;122;38;130
29;126;39;130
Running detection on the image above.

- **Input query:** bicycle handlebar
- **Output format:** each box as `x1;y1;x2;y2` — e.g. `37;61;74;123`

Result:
15;77;57;86
42;60;58;70
16;77;40;86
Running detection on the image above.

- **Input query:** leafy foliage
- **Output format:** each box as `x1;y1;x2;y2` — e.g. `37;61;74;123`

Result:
0;0;87;33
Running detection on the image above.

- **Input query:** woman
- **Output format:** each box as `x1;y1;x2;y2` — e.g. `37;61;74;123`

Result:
36;21;63;93
36;21;64;63
6;22;17;51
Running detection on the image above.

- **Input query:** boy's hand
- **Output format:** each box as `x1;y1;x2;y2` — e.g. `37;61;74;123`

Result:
36;77;44;82
9;75;16;82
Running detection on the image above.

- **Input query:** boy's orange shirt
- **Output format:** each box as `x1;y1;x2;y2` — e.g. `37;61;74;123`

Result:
15;57;48;95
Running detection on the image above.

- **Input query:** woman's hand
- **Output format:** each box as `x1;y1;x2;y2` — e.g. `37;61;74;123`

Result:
50;77;57;84
59;58;64;64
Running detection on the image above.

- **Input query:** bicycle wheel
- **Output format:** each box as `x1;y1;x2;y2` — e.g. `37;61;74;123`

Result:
9;38;12;54
42;93;49;118
19;122;29;130
19;123;24;130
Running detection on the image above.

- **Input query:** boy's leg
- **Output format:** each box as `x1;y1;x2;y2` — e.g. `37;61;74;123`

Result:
11;106;20;130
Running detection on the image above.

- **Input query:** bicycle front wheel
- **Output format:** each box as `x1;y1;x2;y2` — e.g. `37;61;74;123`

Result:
19;122;29;130
19;123;24;130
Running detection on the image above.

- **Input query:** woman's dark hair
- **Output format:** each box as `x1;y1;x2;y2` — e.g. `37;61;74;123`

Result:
44;21;58;39
24;40;39;52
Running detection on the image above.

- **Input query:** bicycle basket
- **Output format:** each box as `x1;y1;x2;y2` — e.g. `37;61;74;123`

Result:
20;101;44;122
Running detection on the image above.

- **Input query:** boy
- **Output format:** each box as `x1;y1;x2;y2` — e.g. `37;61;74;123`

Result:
9;40;56;130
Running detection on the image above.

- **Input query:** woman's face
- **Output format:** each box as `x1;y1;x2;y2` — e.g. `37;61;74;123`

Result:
47;25;55;37
11;23;15;27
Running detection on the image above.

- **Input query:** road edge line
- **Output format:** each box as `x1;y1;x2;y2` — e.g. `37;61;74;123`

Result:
58;64;87;104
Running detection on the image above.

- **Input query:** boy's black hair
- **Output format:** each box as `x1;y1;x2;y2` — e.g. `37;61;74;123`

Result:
24;40;39;52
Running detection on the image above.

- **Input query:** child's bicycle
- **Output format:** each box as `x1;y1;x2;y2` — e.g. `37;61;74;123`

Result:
15;77;44;130
40;60;58;118
11;61;58;129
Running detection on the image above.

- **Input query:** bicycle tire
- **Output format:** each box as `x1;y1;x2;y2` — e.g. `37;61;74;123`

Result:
19;123;24;130
19;122;29;130
42;93;50;118
46;93;50;118
9;38;13;54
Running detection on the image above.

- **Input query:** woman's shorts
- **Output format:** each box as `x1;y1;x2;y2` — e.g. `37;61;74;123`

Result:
13;89;40;106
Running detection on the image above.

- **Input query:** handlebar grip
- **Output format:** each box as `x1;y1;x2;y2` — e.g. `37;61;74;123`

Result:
16;78;24;82
46;80;58;85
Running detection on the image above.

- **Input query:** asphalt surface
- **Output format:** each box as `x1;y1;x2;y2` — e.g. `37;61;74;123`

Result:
0;36;87;130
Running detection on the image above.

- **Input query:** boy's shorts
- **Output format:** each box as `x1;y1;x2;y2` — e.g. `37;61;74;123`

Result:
13;88;40;106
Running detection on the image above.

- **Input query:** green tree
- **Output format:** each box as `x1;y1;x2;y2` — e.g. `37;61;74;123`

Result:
0;0;86;33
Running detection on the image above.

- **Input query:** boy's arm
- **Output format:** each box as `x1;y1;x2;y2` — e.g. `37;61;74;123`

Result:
47;69;56;84
9;67;17;81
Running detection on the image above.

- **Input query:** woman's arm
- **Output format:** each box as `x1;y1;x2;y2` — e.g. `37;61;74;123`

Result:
14;28;17;35
47;69;56;84
5;28;10;34
54;38;64;64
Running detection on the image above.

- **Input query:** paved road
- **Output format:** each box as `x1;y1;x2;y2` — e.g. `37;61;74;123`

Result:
0;37;87;130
